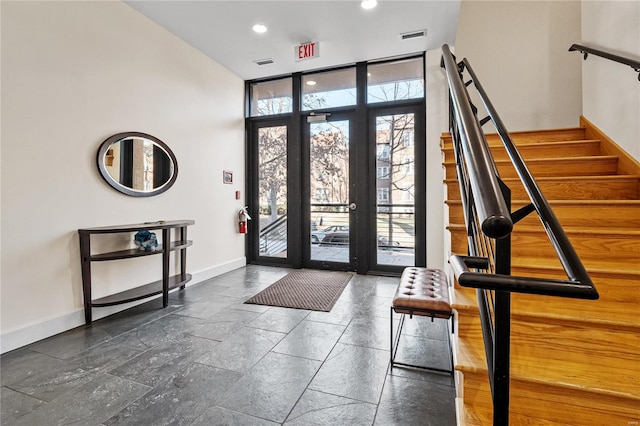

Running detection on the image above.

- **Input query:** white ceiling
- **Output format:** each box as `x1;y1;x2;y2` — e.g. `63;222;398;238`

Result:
125;1;461;81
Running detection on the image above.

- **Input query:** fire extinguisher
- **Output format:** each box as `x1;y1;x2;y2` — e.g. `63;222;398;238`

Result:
238;206;251;234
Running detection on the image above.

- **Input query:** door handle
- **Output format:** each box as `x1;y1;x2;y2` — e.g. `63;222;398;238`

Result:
349;202;357;211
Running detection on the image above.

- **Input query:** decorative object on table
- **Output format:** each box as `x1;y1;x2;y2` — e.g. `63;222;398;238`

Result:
223;170;233;184
134;230;158;251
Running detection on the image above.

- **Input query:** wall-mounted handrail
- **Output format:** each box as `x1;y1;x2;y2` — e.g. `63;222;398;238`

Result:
569;43;640;81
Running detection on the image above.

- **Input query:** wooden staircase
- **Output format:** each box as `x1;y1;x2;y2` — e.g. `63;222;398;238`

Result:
442;117;640;425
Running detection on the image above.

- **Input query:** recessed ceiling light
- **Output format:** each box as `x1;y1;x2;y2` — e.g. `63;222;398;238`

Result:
306;80;317;86
361;0;377;10
252;24;267;33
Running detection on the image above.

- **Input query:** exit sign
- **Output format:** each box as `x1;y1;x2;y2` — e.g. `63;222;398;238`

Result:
296;42;319;61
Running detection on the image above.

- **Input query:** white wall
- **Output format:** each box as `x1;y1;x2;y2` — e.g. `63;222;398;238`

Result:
453;0;583;131
581;1;640;160
425;49;450;271
1;1;246;352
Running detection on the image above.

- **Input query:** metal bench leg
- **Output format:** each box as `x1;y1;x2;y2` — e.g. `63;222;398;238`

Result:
390;311;453;375
390;307;406;370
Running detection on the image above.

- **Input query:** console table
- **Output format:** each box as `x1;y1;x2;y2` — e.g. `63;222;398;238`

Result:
78;220;194;324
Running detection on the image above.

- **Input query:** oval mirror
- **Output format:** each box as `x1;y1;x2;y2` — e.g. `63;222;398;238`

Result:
97;132;178;197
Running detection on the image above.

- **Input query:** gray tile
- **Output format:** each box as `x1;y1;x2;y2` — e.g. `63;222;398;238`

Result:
92;298;184;337
108;335;218;387
399;315;450;340
306;301;359;326
173;294;244;320
7;342;144;402
186;309;263;341
374;375;456;426
339;314;390;350
191;406;279;426
217;282;273;299
104;363;241;426
229;301;272;313
335;280;374;305
393;334;452;372
1;387;46;425
273;320;345;361
25;325;114;359
309;343;389;404
0;267;456;426
246;307;310;334
195;327;285;373
370;280;400;298
106;314;199;350
285;389;376;425
217;352;321;423
168;284;229;305
8;374;150;426
358;295;397;319
110;309;261;350
1;349;68;387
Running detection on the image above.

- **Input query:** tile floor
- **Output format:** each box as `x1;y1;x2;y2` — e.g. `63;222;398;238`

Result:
1;265;456;425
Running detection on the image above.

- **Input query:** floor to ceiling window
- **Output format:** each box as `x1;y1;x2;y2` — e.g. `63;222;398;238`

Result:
246;54;425;275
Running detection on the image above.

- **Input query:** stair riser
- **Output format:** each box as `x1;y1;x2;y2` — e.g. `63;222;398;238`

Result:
510;267;640;304
444;157;618;180
449;229;640;261
445;179;640;200
446;201;640;229
460;370;640;426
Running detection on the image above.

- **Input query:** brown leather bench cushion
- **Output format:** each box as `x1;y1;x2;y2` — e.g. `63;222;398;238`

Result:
392;267;451;318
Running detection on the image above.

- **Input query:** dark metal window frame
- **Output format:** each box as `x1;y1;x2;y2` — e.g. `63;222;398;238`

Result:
245;54;426;275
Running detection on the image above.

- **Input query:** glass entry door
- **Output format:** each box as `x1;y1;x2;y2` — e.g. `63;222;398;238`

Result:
306;116;354;269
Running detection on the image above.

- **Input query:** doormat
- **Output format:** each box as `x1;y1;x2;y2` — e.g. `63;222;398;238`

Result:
244;269;353;312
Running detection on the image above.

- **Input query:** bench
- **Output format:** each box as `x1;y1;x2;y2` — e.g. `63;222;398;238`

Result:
390;267;454;374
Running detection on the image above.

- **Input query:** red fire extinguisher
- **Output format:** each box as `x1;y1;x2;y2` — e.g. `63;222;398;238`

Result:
238;206;251;234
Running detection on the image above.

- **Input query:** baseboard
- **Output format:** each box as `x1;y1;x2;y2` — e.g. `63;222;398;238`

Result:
0;257;247;354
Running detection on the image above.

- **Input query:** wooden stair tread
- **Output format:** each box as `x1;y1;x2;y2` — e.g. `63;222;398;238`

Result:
456;334;640;400
445;174;640;184
441;127;587;146
443;155;619;167
442;139;601;150
445;175;640;200
512;256;640;277
448;222;640;236
456;399;572;426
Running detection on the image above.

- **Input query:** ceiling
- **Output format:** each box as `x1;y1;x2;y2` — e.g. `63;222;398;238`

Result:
125;1;461;81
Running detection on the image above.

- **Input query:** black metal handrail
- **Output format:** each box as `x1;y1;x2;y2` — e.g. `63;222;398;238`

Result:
441;44;599;425
442;44;599;298
569;43;640;81
441;45;513;240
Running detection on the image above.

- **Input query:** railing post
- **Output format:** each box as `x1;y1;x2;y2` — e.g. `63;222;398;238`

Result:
493;181;512;425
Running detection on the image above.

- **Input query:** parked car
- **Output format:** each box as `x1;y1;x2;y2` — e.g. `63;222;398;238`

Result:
317;231;403;249
311;225;349;243
319;231;349;246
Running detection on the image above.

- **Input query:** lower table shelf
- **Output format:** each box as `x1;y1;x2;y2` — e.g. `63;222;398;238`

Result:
91;273;192;307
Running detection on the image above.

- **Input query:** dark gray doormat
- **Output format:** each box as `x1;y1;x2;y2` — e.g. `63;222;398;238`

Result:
244;269;353;312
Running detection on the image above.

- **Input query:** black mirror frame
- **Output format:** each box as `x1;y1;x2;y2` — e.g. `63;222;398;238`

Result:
97;132;178;197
